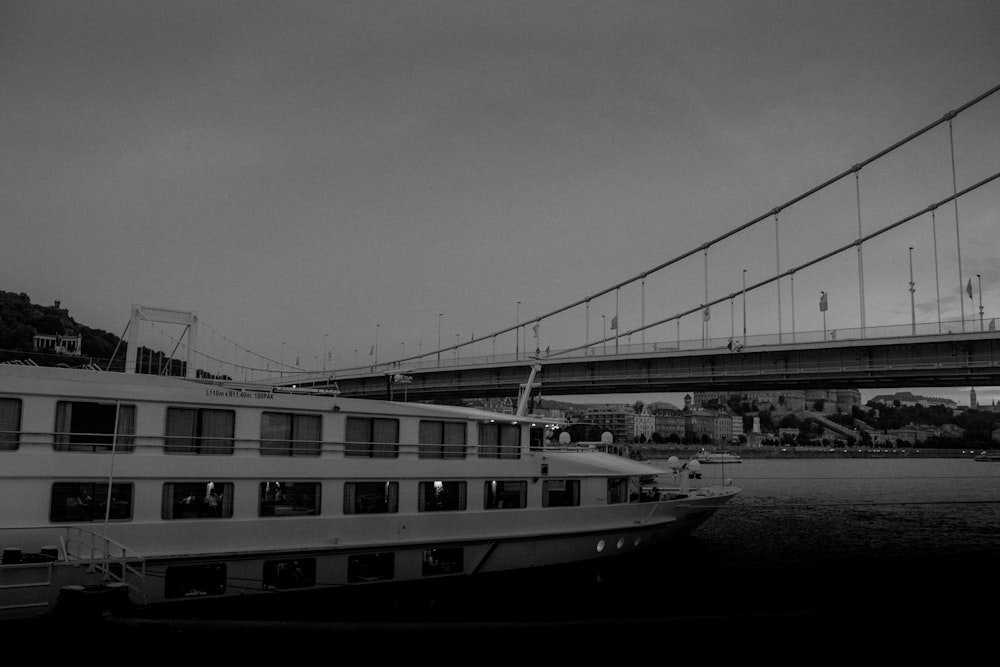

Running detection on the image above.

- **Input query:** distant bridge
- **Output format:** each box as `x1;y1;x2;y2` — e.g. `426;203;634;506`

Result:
283;328;1000;401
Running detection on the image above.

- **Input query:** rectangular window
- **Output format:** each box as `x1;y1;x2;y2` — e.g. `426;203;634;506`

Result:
0;398;21;451
263;558;316;590
418;481;467;512
484;480;527;509
422;547;464;576
607;477;628;505
54;401;136;452
165;408;235;454
345;417;399;458
164;564;227;598
162;481;234;519
418;420;467;459
478;423;520;459
347;552;394;583
260;412;321;456
50;482;133;522
542;479;580;507
343;481;398;514
259;481;321;517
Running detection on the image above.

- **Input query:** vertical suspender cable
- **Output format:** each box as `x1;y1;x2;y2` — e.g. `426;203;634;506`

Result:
949;117;965;330
790;271;796;342
774;211;782;343
931;208;942;333
854;168;866;338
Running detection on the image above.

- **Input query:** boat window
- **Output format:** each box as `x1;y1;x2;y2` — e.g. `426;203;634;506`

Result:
478;423;521;459
259;481;321;516
422;547;463;576
607;477;628;505
165;408;235;455
54;401;136;452
343;481;399;514
260;412;321;456
542;479;580;507
484;480;527;509
418;480;467;512
50;482;133;522
344;417;399;458
164;564;227;599
418;420;467;459
162;481;234;519
263;558;316;590
0;398;21;451
347;552;394;583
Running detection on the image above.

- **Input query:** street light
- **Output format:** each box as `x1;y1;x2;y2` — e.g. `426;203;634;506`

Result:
516;301;521;359
601;314;607;353
437;313;443;366
978;274;984;331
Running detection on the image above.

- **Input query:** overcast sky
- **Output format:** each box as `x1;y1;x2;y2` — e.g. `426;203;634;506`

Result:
3;1;999;407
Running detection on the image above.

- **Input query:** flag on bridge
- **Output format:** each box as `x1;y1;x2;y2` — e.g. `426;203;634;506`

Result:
369;345;374;356
967;278;973;299
819;292;828;312
702;307;710;322
610;315;618;330
532;322;540;338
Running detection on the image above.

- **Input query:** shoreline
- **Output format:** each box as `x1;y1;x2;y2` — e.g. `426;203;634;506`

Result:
639;444;985;460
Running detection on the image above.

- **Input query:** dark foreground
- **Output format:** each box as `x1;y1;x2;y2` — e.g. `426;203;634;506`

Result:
5;537;995;660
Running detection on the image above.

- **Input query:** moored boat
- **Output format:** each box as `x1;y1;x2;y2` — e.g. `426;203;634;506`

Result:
974;451;1000;462
694;448;743;464
0;362;739;619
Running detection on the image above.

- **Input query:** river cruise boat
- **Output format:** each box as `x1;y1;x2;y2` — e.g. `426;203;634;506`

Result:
0;363;739;619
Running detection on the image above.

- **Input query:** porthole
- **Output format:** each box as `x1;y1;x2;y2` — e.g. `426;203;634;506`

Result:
596;539;606;553
616;537;625;550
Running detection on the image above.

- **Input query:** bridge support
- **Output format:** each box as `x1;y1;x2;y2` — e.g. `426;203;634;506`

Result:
125;305;199;379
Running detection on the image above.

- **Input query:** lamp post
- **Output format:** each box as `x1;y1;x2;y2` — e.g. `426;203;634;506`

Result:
978;274;984;331
601;315;607;354
437;313;443;366
375;324;379;365
909;247;916;335
516;301;521;360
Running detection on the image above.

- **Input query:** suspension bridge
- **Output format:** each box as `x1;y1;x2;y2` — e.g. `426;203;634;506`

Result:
126;83;1000;401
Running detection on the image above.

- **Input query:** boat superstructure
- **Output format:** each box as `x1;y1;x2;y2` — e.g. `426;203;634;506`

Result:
0;363;739;619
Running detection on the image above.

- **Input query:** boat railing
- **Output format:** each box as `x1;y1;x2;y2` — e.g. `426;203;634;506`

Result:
61;527;148;602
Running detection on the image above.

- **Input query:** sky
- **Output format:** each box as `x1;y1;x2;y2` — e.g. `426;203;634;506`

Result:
2;1;999;408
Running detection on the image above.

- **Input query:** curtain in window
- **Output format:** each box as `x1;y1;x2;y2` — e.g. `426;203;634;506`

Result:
443;422;466;459
499;424;520;459
293;415;321;456
165;408;197;453
345;417;369;456
419;420;444;458
201;410;234;454
116;404;136;451
478;424;499;458
371;418;398;458
54;401;72;450
261;412;292;456
0;398;21;451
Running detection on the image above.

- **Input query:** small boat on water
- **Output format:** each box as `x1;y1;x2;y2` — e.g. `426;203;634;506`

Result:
694;448;743;464
0;359;740;620
974;451;1000;462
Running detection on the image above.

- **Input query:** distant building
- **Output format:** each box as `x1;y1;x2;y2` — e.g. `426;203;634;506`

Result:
33;333;82;356
869;392;958;408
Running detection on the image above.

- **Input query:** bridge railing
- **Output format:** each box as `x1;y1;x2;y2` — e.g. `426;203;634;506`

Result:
339;316;994;376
